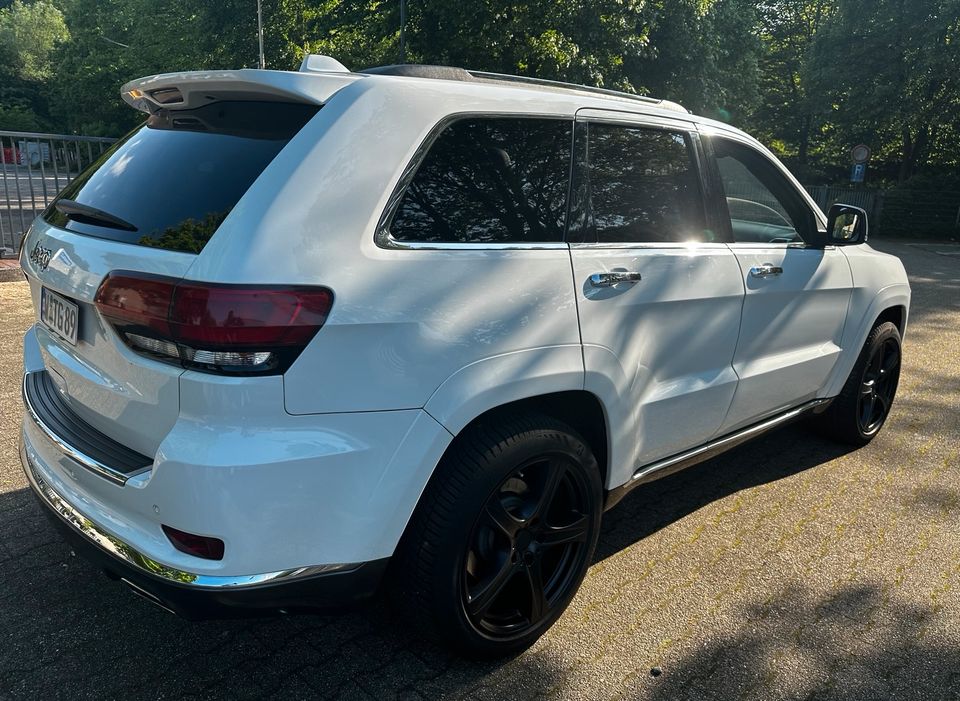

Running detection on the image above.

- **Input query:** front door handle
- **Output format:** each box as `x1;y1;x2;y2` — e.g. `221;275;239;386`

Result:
749;263;784;278
590;271;642;288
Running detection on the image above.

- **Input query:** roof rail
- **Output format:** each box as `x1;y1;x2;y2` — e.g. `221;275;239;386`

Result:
357;63;687;113
361;64;474;81
467;70;661;106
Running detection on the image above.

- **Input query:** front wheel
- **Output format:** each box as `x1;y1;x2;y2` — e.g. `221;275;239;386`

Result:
391;413;603;657
815;320;902;445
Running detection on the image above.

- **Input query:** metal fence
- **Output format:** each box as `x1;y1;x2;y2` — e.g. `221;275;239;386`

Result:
0;130;116;255
806;185;960;238
805;185;885;224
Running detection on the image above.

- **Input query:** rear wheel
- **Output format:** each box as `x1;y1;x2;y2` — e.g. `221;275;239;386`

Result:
392;413;602;657
815;321;902;445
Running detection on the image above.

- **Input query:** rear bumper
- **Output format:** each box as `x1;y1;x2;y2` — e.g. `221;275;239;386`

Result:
21;435;388;619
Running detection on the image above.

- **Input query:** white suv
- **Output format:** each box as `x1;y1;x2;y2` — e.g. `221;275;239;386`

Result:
19;57;910;656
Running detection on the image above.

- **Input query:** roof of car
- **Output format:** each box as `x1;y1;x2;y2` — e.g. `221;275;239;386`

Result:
121;55;691;121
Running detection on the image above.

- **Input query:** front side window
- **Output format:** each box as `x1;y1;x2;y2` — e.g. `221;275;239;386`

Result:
585;124;707;243
713;138;816;243
389;117;572;244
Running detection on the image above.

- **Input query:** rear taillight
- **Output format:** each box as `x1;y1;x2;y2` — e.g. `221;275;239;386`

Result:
94;271;333;375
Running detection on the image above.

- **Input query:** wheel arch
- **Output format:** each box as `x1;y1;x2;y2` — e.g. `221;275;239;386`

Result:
822;285;910;398
874;304;907;337
445;390;610;488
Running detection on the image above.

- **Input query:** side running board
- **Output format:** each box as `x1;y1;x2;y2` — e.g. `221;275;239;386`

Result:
604;398;832;510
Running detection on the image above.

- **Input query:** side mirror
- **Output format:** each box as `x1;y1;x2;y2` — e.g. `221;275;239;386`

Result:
826;203;868;245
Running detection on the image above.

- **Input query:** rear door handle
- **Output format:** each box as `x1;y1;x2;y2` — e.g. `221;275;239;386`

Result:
590;271;642;288
749;264;784;278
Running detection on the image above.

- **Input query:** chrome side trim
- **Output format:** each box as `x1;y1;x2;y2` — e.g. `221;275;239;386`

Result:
568;241;730;250
380;239;569;251
20;440;360;589
633;399;830;483
605;398;831;510
21;372;134;486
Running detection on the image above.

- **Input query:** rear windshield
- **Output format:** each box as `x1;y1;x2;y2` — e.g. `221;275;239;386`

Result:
43;101;319;253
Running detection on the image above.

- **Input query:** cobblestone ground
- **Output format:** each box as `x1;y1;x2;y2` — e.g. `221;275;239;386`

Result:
0;242;957;700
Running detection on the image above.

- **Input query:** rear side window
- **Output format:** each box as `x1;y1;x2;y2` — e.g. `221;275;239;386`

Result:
586;124;707;243
389;117;572;244
44;101;319;253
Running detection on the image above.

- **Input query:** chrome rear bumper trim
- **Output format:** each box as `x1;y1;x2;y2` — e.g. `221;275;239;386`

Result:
20;438;361;589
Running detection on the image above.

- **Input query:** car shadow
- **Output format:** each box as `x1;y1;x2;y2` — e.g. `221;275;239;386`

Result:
594;422;857;563
0;423;859;699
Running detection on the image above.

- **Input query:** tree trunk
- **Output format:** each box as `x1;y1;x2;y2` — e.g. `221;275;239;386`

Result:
899;124;930;183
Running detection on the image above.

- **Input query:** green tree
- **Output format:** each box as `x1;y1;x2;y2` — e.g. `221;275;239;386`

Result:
635;0;761;122
0;0;69;81
807;0;960;182
0;0;69;130
750;0;833;172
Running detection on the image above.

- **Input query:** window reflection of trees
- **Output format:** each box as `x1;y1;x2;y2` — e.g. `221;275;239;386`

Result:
138;210;229;254
589;126;706;243
391;118;572;243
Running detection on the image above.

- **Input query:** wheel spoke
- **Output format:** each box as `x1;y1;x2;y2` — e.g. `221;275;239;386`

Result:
485;496;523;539
875;392;890;418
524;558;548;623
881;349;900;375
530;461;565;521
860;395;875;427
538;514;589;546
467;558;519;617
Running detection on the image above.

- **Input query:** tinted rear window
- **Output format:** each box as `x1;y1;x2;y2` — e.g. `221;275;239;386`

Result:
389;117;572;244
44;101;319;253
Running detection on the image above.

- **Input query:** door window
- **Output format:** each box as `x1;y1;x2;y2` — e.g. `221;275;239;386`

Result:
584;124;707;243
389;117;572;244
713;138;816;243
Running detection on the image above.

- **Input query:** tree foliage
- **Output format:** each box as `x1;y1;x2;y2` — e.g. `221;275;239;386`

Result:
806;0;960;181
0;0;957;183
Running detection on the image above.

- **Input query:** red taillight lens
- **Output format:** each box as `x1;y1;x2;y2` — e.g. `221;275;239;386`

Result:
162;525;225;560
94;271;333;374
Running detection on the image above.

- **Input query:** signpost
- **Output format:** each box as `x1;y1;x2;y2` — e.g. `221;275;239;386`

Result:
850;144;870;183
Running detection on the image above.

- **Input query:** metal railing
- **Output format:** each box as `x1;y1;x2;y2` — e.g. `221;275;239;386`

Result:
0;130;117;255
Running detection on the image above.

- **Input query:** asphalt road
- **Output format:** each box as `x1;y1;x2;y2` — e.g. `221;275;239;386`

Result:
1;242;958;700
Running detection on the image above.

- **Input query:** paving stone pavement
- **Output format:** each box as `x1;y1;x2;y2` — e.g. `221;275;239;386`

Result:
0;241;957;700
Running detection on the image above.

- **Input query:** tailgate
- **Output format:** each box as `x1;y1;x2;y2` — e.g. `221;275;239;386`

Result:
20;95;326;458
22;220;193;457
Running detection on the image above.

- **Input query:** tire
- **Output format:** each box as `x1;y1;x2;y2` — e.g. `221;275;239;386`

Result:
814;320;902;446
390;412;603;657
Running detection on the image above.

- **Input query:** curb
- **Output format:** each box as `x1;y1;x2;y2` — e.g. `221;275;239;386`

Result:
0;263;24;283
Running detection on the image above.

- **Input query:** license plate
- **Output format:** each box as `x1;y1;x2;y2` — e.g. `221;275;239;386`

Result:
40;286;79;346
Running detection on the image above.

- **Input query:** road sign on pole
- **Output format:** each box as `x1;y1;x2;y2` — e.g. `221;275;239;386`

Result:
851;144;871;164
851;163;866;183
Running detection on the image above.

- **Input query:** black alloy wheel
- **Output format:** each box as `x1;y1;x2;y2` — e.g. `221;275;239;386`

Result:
391;413;602;657
857;335;901;436
462;453;592;639
813;320;902;446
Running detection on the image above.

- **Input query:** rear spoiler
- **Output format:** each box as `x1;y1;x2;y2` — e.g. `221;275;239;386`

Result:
120;67;359;114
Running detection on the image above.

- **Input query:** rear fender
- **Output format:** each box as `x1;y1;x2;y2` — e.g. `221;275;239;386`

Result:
422;345;585;436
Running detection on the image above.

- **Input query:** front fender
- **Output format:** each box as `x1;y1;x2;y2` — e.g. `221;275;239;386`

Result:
821;283;911;398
